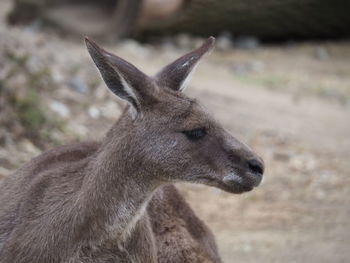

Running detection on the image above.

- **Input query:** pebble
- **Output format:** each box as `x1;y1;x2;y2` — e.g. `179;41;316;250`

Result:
18;139;40;155
289;154;317;172
68;77;88;94
216;32;233;51
175;33;192;49
235;36;259;49
88;106;100;119
273;152;291;162
119;39;151;58
231;60;265;74
315;47;329;60
51;69;64;83
25;19;43;33
100;100;122;119
49;100;70;118
68;123;88;136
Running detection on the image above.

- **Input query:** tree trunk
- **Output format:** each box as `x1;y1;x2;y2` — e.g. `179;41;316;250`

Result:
7;0;350;40
139;0;350;40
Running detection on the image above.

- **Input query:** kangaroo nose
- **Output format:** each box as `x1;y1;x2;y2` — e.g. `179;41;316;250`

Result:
248;158;264;175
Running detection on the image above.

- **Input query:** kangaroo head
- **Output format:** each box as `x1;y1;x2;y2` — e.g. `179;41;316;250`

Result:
85;37;264;194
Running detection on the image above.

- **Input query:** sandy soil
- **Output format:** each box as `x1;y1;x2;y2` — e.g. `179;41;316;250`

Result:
1;1;350;262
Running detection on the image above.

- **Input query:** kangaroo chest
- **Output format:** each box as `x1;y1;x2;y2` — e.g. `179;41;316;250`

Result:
74;213;157;263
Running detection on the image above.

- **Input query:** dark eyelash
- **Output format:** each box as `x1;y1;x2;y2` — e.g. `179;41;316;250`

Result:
182;128;207;141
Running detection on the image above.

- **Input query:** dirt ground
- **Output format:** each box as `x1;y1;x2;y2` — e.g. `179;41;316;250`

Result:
1;1;350;262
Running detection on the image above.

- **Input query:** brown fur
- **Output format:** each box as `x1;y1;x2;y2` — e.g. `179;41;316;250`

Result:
0;37;264;262
149;185;222;263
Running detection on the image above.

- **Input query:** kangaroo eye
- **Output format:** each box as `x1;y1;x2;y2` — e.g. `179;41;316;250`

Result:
182;128;207;141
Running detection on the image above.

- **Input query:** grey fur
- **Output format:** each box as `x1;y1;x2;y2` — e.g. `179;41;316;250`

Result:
0;37;264;263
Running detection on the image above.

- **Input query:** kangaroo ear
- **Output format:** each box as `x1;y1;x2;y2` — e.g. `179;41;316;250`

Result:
155;37;215;92
85;37;153;118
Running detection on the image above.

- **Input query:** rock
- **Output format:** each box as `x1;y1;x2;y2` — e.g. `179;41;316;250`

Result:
160;37;177;51
25;18;43;33
0;167;11;179
95;84;108;100
68;77;88;94
216;32;233;51
119;39;151;58
273;152;291;162
100;100;122;119
27;55;42;73
56;88;83;103
18;139;40;155
231;60;265;74
49;100;70;118
51;69;64;83
231;64;249;74
242;242;252;253
49;130;65;143
289;154;317;172
174;33;203;50
315;47;329;61
88;106;101;119
235;36;259;49
68;122;88;137
250;60;265;72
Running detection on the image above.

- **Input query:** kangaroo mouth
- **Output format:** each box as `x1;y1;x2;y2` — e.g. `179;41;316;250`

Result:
195;174;255;194
224;172;262;186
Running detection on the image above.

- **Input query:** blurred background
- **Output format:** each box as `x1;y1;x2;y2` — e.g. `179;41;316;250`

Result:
0;0;349;262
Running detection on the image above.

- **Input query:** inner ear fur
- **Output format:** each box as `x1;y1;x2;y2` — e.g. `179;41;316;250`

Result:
85;37;156;115
155;37;215;92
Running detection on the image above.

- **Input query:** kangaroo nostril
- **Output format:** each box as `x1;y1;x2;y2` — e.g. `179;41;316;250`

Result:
248;159;264;175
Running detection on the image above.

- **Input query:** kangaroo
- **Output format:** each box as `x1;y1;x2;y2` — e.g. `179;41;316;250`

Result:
0;37;264;263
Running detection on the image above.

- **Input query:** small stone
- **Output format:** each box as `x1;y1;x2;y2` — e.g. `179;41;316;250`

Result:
231;61;265;74
242;243;252;252
68;78;88;94
25;19;43;33
27;55;42;74
88;106;100;119
56;88;83;102
250;60;265;72
51;69;64;83
289;154;317;172
68;123;88;137
315;189;326;200
101;101;121;119
175;33;193;49
231;64;250;74
119;39;150;58
95;83;108;100
161;37;177;52
211;188;221;195
235;36;259;49
49;100;70;118
216;32;233;51
18;139;40;155
0;167;11;179
273;152;291;162
315;47;329;60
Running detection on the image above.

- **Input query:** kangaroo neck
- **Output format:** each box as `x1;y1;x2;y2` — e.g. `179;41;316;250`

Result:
79;130;159;243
